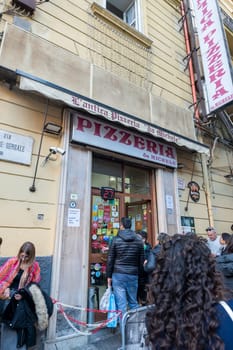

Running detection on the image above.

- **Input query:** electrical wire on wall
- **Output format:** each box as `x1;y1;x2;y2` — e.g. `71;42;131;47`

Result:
29;99;49;192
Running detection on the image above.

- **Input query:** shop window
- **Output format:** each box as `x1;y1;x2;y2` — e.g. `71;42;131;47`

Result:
91;195;120;256
92;157;123;191
125;165;150;195
92;157;150;195
90;193;121;321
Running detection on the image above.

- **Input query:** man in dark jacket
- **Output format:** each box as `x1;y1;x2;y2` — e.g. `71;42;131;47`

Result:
144;232;170;282
106;217;144;318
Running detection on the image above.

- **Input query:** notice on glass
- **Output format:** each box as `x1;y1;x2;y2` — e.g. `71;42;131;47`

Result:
67;208;80;227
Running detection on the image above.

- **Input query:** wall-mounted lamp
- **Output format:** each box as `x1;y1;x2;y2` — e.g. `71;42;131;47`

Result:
177;163;185;169
10;0;49;17
29;99;64;192
29;100;65;192
43;122;62;136
224;173;233;180
224;167;233;180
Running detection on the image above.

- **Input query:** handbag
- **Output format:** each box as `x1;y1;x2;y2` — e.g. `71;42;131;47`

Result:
107;290;118;328
100;287;111;311
0;299;10;320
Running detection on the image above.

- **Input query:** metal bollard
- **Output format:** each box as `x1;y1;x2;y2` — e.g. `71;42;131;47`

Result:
88;286;99;324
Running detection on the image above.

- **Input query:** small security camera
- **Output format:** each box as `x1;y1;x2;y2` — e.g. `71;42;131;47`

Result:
49;147;66;156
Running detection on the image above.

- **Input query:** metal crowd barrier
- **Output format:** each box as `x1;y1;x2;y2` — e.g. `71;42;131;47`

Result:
119;305;154;350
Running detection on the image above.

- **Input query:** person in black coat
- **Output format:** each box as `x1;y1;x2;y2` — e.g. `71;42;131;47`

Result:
2;283;53;348
137;230;152;305
106;217;144;318
216;234;233;295
144;232;170;282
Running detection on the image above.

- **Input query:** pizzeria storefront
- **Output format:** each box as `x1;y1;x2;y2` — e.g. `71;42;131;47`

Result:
69;110;178;311
17;74;210;341
0;24;211;347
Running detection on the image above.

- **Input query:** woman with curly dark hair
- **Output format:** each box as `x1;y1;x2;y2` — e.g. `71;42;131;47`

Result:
146;234;233;350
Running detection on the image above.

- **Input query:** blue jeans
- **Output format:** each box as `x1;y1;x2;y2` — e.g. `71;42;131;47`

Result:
112;273;139;317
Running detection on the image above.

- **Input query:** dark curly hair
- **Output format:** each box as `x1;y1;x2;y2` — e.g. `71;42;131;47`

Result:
224;234;233;254
146;234;226;350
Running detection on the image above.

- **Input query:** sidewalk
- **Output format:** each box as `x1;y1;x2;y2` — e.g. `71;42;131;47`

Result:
74;327;122;350
75;305;150;350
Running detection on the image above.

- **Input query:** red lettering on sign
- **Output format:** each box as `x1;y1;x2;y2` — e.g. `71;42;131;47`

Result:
119;131;132;145
103;126;118;141
74;115;177;163
134;136;145;150
165;147;175;158
212;87;229;100
158;144;164;156
145;140;158;154
93;122;101;137
76;117;92;131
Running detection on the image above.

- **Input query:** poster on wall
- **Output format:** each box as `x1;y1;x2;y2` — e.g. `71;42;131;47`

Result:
181;216;196;235
67;208;80;227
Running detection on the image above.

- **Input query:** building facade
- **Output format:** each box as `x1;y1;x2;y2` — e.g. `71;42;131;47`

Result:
0;0;232;347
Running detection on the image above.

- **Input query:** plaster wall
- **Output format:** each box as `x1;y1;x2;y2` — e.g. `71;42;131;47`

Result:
0;83;63;257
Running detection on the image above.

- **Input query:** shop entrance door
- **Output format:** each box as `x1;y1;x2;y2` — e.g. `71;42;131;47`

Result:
89;156;156;321
89;190;124;322
126;200;152;245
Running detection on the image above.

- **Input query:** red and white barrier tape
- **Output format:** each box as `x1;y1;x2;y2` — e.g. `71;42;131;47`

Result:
53;299;122;335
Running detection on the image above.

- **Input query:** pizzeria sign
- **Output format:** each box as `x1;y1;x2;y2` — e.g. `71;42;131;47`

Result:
71;112;177;168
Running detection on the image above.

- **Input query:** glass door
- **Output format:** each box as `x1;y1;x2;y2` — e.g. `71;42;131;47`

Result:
89;155;155;321
90;194;121;287
126;200;152;244
89;190;124;321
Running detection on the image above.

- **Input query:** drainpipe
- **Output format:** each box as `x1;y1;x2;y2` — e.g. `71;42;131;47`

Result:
180;0;214;227
200;152;214;226
180;0;199;122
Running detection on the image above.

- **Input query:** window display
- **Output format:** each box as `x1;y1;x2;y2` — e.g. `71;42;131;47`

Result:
90;195;120;286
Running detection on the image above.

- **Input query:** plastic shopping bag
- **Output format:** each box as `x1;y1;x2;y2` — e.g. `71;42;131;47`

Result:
107;291;118;328
100;287;111;311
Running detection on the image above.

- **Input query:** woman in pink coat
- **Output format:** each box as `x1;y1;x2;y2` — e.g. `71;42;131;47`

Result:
0;241;41;302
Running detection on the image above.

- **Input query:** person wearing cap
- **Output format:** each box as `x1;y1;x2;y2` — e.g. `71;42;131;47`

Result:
206;226;222;257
